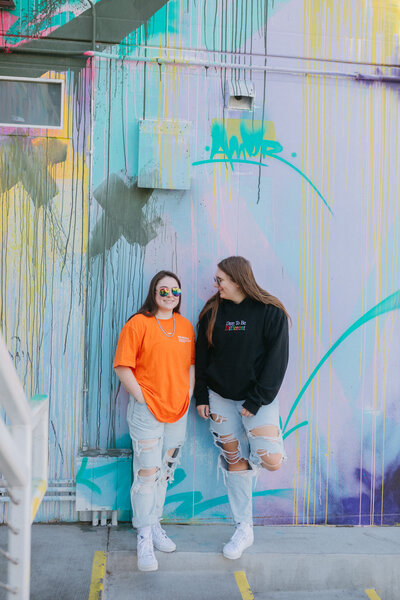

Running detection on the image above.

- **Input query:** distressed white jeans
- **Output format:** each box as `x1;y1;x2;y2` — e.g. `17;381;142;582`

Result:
127;397;187;529
208;390;286;525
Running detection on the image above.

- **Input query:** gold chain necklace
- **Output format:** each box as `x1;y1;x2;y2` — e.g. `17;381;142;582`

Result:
155;314;175;337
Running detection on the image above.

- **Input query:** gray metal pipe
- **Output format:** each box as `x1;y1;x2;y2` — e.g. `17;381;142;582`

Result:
82;50;400;83
86;0;97;53
1;44;400;83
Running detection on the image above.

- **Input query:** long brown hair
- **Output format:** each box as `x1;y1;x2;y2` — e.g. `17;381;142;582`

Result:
198;256;290;346
130;270;182;320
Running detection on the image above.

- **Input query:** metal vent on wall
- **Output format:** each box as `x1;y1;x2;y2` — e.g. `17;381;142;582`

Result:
225;80;255;111
138;120;191;190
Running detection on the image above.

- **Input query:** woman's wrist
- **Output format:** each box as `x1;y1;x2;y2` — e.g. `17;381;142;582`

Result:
136;390;145;403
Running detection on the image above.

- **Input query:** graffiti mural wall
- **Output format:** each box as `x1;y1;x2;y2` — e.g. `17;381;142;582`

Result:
1;0;400;525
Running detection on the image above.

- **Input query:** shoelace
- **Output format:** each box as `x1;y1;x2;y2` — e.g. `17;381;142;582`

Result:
138;535;154;557
153;524;168;540
230;527;248;546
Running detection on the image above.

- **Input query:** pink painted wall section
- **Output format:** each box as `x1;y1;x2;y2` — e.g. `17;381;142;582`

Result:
0;10;17;46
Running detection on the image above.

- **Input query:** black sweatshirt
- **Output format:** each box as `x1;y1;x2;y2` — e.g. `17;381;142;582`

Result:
194;298;289;415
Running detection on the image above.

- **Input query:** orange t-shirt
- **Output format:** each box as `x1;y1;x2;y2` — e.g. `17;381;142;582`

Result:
113;313;195;423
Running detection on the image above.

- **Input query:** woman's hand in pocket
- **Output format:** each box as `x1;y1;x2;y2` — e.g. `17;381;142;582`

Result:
240;407;254;418
135;391;146;404
114;367;146;404
197;404;210;419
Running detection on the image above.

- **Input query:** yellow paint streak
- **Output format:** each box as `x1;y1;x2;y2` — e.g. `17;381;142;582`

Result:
371;0;400;63
359;82;366;381
31;479;47;522
370;81;386;524
379;86;389;524
300;68;308;525
324;73;334;523
307;0;335;56
220;119;277;143
297;0;399;529
304;0;400;64
88;551;107;600
40;71;72;139
299;6;337;524
234;571;254;600
365;589;382;600
296;67;308;525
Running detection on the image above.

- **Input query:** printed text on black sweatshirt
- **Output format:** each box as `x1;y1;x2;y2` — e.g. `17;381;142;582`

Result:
194;298;289;416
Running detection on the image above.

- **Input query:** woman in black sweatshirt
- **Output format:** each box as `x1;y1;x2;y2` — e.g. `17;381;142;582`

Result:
195;256;289;559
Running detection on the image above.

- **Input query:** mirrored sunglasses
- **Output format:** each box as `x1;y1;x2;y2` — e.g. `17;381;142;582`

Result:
158;287;181;297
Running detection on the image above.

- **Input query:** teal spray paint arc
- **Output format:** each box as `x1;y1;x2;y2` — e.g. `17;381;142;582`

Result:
283;289;400;435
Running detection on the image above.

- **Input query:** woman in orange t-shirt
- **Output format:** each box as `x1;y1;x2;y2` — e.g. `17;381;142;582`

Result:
114;270;195;572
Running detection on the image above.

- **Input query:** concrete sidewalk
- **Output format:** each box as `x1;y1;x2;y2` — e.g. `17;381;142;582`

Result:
0;523;398;599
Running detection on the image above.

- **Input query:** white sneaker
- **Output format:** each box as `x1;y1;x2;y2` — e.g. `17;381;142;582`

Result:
152;522;176;552
137;531;158;571
223;523;254;560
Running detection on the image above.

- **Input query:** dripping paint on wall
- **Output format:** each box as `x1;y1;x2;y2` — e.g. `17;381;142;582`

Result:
1;0;400;526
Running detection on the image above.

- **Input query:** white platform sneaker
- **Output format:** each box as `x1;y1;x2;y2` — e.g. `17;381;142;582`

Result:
137;528;158;571
152;522;176;552
223;523;254;560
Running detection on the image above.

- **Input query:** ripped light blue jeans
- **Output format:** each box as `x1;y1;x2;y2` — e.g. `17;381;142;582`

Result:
127;397;187;529
209;390;286;526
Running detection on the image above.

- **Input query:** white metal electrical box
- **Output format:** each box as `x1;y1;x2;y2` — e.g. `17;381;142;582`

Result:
138;120;191;190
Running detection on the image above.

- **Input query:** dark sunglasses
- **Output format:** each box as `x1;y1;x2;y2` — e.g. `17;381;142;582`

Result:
214;276;222;286
158;286;182;297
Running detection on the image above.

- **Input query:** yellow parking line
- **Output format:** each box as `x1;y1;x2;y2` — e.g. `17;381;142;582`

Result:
234;571;254;600
365;590;381;600
88;551;107;600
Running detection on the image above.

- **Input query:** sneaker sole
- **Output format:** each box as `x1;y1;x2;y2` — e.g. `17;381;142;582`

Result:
223;541;254;560
153;543;176;553
223;549;243;560
138;562;158;571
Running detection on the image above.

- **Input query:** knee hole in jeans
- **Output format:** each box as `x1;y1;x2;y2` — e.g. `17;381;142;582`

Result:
250;426;283;471
138;466;158;477
135;437;161;456
166;446;181;465
210;413;226;423
212;431;243;466
138;437;159;448
135;438;161;479
133;467;160;494
257;449;283;471
250;425;280;439
163;445;182;483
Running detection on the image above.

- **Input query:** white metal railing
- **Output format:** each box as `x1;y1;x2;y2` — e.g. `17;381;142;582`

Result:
0;331;49;599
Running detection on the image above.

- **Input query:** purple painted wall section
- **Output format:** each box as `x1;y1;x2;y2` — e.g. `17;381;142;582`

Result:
1;0;400;525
